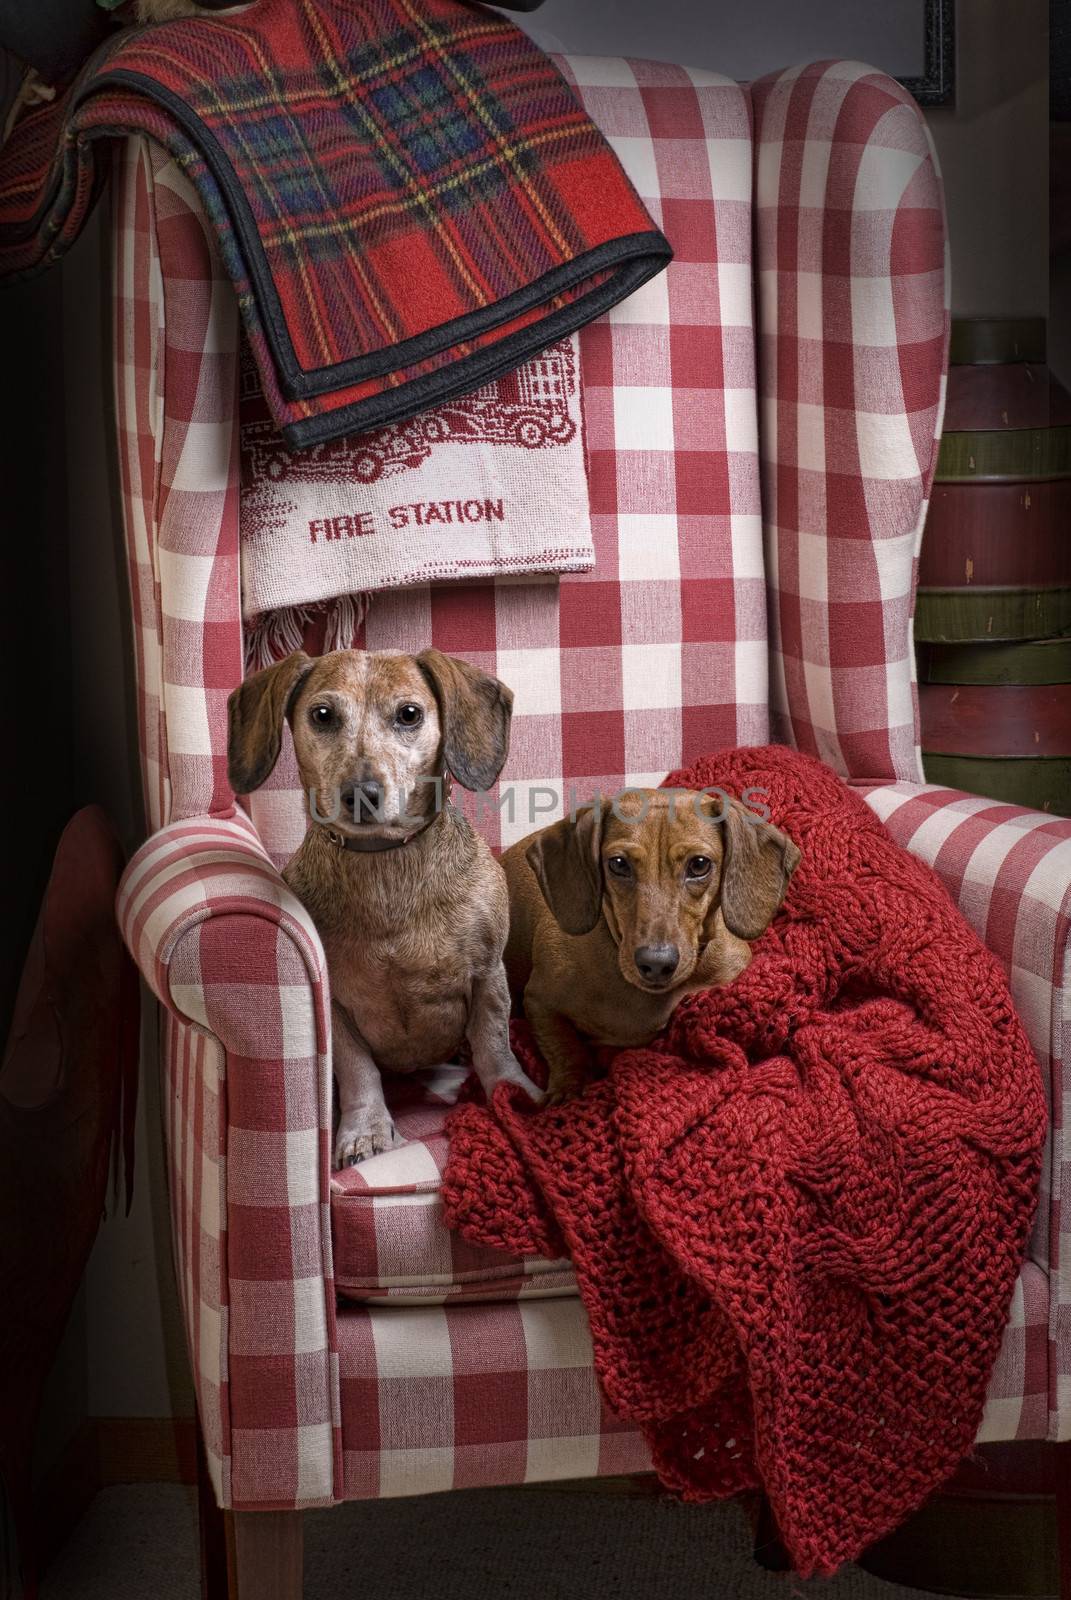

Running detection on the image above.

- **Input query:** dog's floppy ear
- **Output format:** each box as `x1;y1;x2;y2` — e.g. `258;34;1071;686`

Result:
227;651;314;796
416;648;513;791
526;803;607;936
717;801;801;942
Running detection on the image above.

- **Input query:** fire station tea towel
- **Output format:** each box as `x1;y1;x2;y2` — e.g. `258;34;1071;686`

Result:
239;332;593;651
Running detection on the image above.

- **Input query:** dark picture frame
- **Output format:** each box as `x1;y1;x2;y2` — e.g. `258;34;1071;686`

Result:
897;0;956;108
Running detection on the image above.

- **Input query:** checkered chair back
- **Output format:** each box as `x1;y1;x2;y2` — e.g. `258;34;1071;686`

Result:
113;57;946;867
753;61;948;780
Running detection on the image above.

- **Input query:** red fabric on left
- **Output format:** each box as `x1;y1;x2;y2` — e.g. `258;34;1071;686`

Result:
0;807;138;1597
441;745;1047;1575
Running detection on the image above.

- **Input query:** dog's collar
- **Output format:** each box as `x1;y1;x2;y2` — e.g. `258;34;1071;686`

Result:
319;816;435;853
318;778;452;854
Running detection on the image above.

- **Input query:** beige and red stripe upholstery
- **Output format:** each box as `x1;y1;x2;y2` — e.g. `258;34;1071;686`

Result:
113;58;1070;1511
753;61;949;783
868;783;1071;1439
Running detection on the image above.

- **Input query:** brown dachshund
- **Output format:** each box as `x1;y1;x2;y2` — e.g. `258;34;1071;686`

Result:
503;788;800;1102
228;648;542;1167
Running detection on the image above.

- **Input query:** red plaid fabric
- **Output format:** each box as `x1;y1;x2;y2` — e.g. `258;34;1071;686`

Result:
754;61;949;785
111;59;1068;1513
7;0;669;447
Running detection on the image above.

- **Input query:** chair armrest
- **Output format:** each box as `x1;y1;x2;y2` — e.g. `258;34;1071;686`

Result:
117;807;326;1016
117;810;342;1509
864;782;1070;1298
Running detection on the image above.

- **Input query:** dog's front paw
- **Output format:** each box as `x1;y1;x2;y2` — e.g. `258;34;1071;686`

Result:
544;1074;584;1107
481;1053;545;1106
333;1110;405;1169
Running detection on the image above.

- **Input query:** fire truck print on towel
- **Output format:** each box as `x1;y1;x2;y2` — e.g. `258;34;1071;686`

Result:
238;335;594;624
242;343;578;489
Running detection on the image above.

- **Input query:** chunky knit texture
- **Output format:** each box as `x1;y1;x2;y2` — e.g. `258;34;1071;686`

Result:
441;747;1047;1575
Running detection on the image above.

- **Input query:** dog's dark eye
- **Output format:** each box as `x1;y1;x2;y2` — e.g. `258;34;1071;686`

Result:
396;702;424;729
309;704;335;729
607;855;632;879
686;855;713;879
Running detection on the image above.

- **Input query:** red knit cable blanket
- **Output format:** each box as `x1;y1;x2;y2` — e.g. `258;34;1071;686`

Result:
441;747;1047;1576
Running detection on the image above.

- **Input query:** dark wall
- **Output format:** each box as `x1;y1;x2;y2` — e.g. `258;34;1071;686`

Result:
1;260;75;1035
1052;0;1071;387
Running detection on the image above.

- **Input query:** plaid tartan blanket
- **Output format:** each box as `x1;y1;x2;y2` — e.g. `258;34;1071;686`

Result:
0;0;670;449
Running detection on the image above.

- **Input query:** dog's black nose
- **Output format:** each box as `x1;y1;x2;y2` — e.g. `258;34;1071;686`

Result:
634;944;679;983
342;779;384;821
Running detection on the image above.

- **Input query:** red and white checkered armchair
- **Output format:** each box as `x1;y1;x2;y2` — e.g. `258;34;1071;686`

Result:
113;55;1071;1594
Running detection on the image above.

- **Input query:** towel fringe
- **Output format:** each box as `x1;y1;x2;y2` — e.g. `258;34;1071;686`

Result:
243;593;370;673
244;604;311;673
322;591;369;655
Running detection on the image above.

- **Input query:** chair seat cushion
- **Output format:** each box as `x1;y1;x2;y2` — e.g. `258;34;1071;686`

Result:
331;1065;574;1304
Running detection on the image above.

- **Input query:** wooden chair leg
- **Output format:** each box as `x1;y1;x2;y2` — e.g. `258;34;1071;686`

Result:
197;1432;303;1600
229;1511;304;1600
751;1494;791;1573
1057;1441;1071;1600
196;1433;230;1600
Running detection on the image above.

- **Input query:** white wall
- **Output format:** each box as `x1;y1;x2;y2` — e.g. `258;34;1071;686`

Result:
925;0;1048;317
520;0;1050;317
519;0;928;81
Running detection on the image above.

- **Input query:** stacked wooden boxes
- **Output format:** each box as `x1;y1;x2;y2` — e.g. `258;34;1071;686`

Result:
917;318;1071;814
